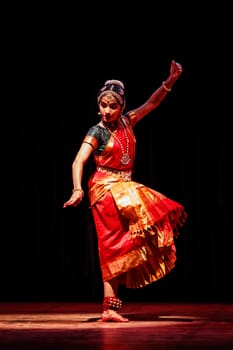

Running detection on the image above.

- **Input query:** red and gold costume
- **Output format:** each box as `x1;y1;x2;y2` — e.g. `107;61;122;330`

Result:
83;114;187;289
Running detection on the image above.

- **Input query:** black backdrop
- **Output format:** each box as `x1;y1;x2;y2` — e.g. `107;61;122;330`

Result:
6;5;233;303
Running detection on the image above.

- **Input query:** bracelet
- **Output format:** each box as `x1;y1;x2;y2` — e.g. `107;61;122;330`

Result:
72;188;84;194
162;81;171;92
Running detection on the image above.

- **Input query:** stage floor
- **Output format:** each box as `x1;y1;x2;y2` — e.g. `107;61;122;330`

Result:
0;302;232;349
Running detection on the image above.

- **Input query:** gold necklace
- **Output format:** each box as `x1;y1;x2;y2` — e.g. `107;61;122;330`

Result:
104;119;131;165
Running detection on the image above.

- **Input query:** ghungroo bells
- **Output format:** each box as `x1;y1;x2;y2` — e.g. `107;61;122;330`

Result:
103;297;122;311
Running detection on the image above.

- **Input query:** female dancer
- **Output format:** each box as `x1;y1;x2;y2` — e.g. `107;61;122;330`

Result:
63;60;187;322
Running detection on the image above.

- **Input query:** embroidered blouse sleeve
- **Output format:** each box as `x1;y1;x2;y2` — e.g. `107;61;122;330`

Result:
83;125;110;153
124;111;137;127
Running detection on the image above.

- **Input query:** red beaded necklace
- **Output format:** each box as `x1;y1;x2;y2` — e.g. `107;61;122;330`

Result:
104;118;131;165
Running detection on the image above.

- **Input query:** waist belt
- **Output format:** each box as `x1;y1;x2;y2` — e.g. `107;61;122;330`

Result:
96;166;132;181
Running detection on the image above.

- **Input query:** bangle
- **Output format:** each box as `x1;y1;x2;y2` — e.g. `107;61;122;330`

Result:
162;81;171;92
72;188;84;194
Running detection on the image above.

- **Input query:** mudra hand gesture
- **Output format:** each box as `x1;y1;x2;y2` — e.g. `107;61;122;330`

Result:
170;60;182;80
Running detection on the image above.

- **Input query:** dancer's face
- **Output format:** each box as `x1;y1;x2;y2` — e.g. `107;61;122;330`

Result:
99;94;122;125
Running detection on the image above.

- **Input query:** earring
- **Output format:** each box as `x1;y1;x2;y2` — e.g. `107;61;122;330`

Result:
98;112;101;115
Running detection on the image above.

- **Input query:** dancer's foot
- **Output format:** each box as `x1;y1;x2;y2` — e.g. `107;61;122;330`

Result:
102;309;129;322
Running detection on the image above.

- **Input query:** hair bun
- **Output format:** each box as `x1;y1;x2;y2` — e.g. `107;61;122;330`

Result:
104;80;124;89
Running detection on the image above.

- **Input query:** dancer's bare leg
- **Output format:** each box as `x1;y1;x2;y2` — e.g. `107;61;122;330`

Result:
102;277;128;322
104;278;119;297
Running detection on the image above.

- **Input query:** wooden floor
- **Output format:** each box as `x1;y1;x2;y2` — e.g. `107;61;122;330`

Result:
0;302;232;349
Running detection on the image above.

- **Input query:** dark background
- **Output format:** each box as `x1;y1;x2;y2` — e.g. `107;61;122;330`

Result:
6;5;233;303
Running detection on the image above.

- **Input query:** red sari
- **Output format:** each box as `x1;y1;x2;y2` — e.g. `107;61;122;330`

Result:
83;114;187;288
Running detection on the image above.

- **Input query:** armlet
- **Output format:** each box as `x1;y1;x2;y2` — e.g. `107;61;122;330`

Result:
83;135;98;150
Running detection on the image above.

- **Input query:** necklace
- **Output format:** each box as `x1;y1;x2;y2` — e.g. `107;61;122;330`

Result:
104;119;131;165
